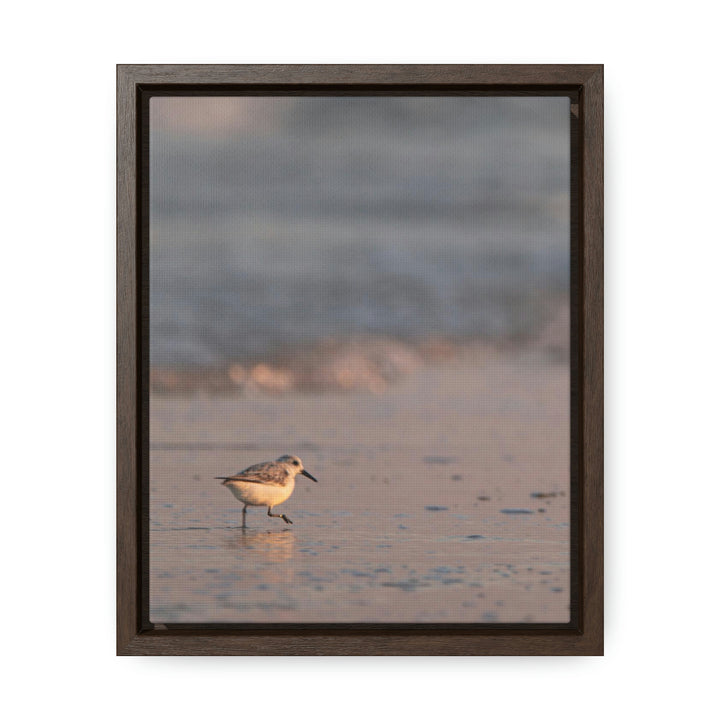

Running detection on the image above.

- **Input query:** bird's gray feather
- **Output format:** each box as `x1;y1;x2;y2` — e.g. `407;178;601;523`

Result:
222;461;291;486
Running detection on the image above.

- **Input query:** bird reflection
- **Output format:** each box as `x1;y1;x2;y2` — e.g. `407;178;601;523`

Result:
225;527;297;562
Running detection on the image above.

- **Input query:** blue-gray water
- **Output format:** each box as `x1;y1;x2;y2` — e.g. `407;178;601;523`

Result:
150;96;569;366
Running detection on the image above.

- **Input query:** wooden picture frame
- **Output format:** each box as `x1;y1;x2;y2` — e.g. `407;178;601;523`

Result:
117;64;603;655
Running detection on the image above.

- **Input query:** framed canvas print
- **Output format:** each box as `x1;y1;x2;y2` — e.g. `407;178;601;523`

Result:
117;64;603;655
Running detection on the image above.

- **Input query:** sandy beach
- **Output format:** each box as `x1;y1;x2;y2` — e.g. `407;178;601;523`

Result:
149;311;570;624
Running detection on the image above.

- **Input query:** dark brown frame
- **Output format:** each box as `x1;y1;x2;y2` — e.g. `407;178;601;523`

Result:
117;64;603;655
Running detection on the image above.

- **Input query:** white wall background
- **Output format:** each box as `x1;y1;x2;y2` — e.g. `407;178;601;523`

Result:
2;1;718;718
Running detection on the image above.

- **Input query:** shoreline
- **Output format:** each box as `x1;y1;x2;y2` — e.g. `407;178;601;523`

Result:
150;305;569;396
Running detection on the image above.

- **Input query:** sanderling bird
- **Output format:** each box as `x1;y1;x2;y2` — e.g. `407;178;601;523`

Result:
216;454;318;526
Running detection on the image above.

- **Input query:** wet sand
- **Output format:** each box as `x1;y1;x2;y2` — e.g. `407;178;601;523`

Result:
149;325;570;623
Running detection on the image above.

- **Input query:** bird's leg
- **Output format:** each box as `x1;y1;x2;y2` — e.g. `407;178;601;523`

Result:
242;504;248;528
267;506;293;524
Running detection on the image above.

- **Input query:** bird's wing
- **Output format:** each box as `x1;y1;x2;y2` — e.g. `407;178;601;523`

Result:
219;475;266;485
237;460;276;475
224;461;290;486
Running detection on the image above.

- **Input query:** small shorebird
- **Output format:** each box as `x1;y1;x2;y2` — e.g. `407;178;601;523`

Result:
216;454;318;526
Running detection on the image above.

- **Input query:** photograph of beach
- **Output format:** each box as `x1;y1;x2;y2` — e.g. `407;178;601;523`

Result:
148;95;571;624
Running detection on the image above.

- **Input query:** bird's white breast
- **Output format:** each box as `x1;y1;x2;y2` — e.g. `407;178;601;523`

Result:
226;475;295;507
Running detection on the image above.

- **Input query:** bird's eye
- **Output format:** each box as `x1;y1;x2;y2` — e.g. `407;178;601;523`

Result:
293;460;300;466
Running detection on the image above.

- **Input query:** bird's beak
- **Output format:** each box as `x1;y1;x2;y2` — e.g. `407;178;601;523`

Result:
301;468;318;482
